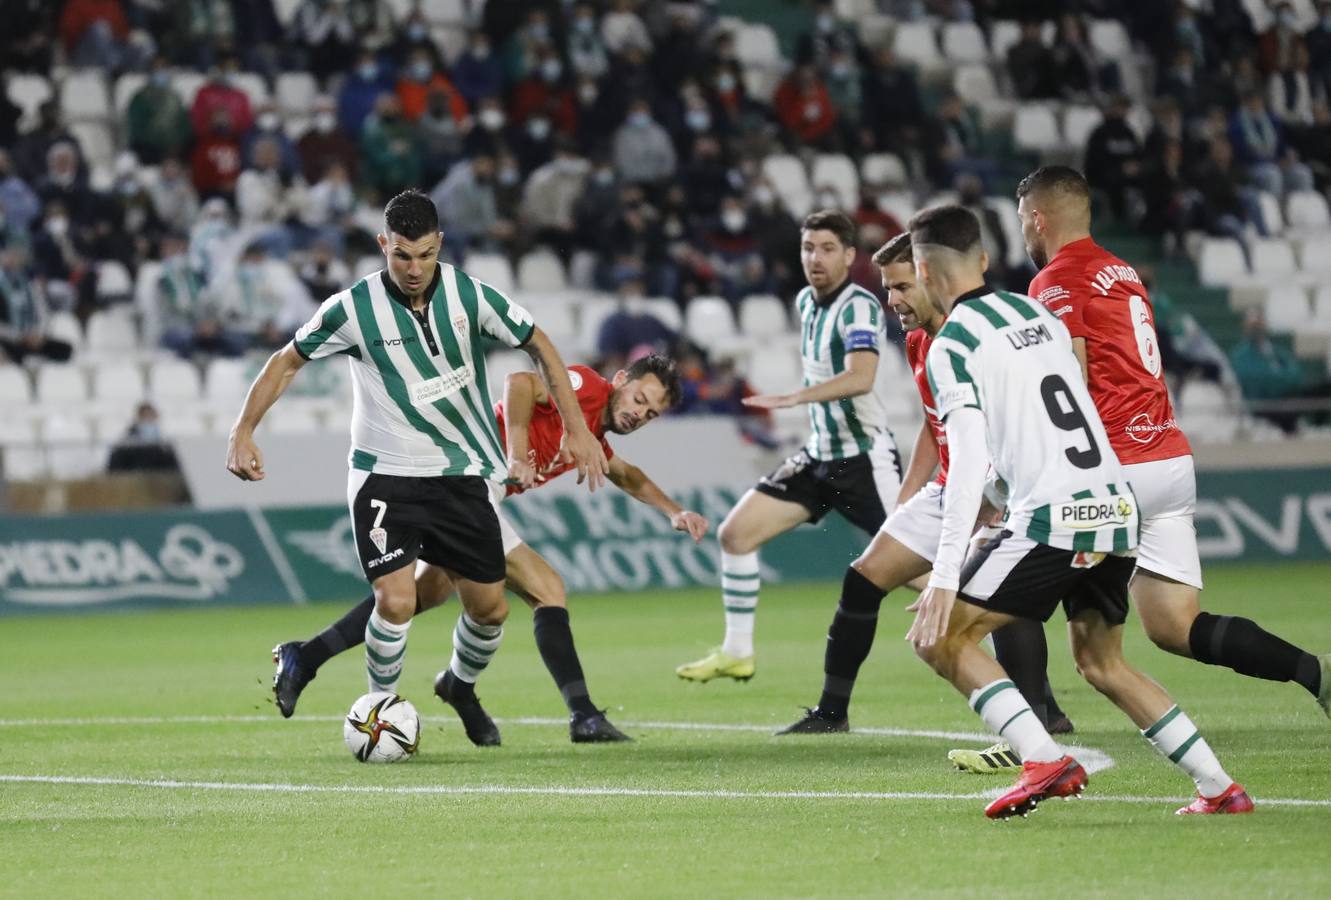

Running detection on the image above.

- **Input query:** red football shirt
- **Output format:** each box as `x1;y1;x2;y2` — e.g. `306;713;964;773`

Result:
1028;237;1191;464
906;329;949;485
494;365;616;495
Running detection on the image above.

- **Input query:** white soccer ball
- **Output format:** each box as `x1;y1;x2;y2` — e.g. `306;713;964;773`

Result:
343;692;420;763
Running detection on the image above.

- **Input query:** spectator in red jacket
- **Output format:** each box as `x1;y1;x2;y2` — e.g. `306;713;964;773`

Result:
396;49;470;123
191;108;243;201
773;65;837;149
59;0;128;66
509;45;578;135
190;59;254;139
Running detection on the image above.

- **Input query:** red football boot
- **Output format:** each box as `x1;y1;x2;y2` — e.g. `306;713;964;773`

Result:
1175;782;1254;815
984;755;1087;819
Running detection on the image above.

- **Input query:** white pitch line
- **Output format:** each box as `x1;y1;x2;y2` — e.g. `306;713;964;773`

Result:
2;774;1329;808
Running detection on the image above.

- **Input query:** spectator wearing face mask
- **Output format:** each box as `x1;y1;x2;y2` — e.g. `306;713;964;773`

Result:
337;51;397;138
419;90;473;186
34;142;94;220
243;104;300;178
1308;0;1331;99
191;107;244;201
214;243;311;350
291;0;359;82
680;134;730;217
148;158;200;236
613;100;677;186
796;0;862;69
58;0;130;69
11;102;83;184
0;242;73;364
774;65;838;150
501;9;553;85
602;0;652;55
0;151;40;236
522;139;588;258
390;11;443;70
511;109;559;175
573;159;621;249
510;46;577;136
1259;1;1307;77
701;195;767;302
454;32;503;106
190;58;253;139
748;180;802;297
823;48;863;150
572;78;619;153
359;94;422;200
127;58;193;165
567;2;609;78
107;403;181;474
396;49;469;123
595;276;676;374
297;97;359;183
303;160;356;241
148;231;246;359
671;82;723;157
431;151;503;261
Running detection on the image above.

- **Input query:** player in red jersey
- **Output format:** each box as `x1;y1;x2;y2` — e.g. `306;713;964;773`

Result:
271;355;711;743
955;167;1329;751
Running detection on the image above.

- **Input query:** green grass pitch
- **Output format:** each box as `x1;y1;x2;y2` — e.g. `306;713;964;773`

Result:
3;562;1330;898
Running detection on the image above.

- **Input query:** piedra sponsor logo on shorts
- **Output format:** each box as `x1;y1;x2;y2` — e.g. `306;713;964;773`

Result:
1125;413;1178;444
1055;496;1135;530
0;525;245;606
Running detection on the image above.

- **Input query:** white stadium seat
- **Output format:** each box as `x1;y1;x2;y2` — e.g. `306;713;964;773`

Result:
85;308;139;357
940;22;990;62
1311;286;1331;330
953;64;999;105
113;72;147;114
45;312;84;358
1263;286;1310;332
1089;20;1131;58
483;351;531;400
636;297;683;333
267;405;321;435
204;357;252;403
761;154;812;217
1013;105;1062;153
59;71;111;120
96;260;134;304
1063;105;1102;150
516;250;568;292
1256;191;1285;236
169;71;206;106
35;364;88;405
463;252;515;294
6;74;53;121
424;0;469;26
738;295;790;338
91;360;146;404
685;296;737;352
158;411;209;439
1196;238;1248;287
69;121;116;182
231;73;271;109
860;153;907;188
811;154;859;209
0;365;32;406
892;21;942;71
745;345;800;395
275;73;318;116
1249;238;1298;278
988;21;1021;60
1286;191;1331;231
1295;233;1331;276
576;297;619;355
0;418;38;448
875;190;915;229
735;23;782;68
147;358;203;403
529;301;577;345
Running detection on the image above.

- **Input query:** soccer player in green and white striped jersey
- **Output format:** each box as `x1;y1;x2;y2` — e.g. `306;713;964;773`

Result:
226;190;608;746
676;210;902;684
903;205;1250;818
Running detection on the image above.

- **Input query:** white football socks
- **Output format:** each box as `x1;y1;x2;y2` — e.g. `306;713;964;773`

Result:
449;612;504;684
969;679;1062;764
720;551;759;659
1142;705;1234;798
365;609;410;694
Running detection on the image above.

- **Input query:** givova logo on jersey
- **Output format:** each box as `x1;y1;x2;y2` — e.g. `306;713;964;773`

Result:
1056;496;1136;530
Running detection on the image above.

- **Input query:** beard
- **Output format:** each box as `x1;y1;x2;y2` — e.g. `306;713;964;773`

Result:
1027;240;1048;270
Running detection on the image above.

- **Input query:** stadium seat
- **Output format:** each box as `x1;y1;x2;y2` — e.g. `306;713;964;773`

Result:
86;308;139;358
528;301;577;346
1177;382;1236;442
575;297;619;355
1249;238;1298;279
745;345;800;395
637;297;683;333
1285;191;1331;231
811;154;859;209
1089;20;1131;58
987;196;1029;270
988;21;1022;60
1196;238;1248;287
738;295;790;338
1013;105;1062;153
1062;105;1101;149
483;351;531;399
5;73;53;122
463;252;515;294
0;418;38;448
1295;233;1331;275
0;365;32;406
432;25;469;66
169;71;205;106
892;21;942;71
46;311;84;358
735;23;782;68
1;444;46;479
516;250;568;292
424;0;469;26
96;260;134;304
953;64;999;105
35;364;88;405
1263;286;1310;332
91;361;146;404
740;65;780;104
940;22;990;62
761;154;812;217
860;153;907;188
267;404;321;435
1311;286;1331;330
112;72;146;115
875;190;915;228
231;73;270;109
833;0;874;17
69;121;116;185
158;411;208;438
1257;191;1285;235
58;71;111;121
147;358;204;403
88;407;133;443
685;296;737;352
275;73;318;116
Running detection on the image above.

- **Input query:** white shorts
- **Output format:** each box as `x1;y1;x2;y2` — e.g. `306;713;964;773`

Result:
1123;455;1202;589
882;481;944;563
488;481;524;556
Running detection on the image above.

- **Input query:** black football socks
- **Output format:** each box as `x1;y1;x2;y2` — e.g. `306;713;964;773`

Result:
533;606;599;717
1189;612;1322;696
817;567;888;719
302;594;375;672
992;619;1060;729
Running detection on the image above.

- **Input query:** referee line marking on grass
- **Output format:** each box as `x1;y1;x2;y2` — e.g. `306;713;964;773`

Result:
2;774;1329;808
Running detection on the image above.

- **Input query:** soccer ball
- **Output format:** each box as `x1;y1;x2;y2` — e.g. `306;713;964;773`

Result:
343;692;420;763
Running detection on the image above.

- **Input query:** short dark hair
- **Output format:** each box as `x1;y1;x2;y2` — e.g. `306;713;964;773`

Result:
624;353;682;408
1015;165;1090;203
906;205;981;254
384;189;439;240
871;231;912;267
801;210;857;249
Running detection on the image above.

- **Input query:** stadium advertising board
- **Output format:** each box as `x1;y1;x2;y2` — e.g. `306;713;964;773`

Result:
2;470;1328;613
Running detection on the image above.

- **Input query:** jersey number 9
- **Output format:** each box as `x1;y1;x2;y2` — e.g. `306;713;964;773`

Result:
1040;374;1102;470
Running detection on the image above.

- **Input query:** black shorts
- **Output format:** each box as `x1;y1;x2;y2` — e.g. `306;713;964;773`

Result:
754;445;900;535
349;473;505;584
958;530;1134;625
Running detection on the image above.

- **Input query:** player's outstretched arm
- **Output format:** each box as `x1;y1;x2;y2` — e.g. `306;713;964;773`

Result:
897;420;940;505
225;343;307;481
742;349;879;409
606;455;710;543
521;325;609;490
502;371;544;489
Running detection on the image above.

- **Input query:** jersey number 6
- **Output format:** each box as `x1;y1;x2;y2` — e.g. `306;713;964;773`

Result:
1040;375;1102;469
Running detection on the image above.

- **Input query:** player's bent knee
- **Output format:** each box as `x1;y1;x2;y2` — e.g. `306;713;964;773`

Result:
717;518;754;556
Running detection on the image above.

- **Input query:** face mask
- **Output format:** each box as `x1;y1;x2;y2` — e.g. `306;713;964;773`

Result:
472;43;490;59
1278;11;1296;28
137;421;162;442
685;109;711;131
407;23;427;41
575;16;594;33
315;111;336;132
47;216;69;236
411;60;432;81
594;168;614;186
804;100;823;121
721;209;747;233
358;62;378;80
541;59;562;82
830;62;850;79
528;23;549;42
51;168;76;187
578;84;598;104
817;14;835;32
555;156;581;174
479;108;505;130
257;113;279;131
753;186;775;206
629;111;650;127
527;117;551;139
716;73;736;92
151;71;170;88
817;192;838;208
117;179;139;197
664;218;683;238
498;167;519;186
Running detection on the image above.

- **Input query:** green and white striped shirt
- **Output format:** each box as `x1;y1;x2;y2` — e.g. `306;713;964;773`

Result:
926;288;1139;553
293;263;534;480
796;280;888;460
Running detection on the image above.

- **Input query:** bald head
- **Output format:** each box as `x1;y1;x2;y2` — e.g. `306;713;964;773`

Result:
1015;165;1092;268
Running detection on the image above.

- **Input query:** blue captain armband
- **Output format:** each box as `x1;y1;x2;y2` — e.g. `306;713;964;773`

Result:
844;329;879;352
